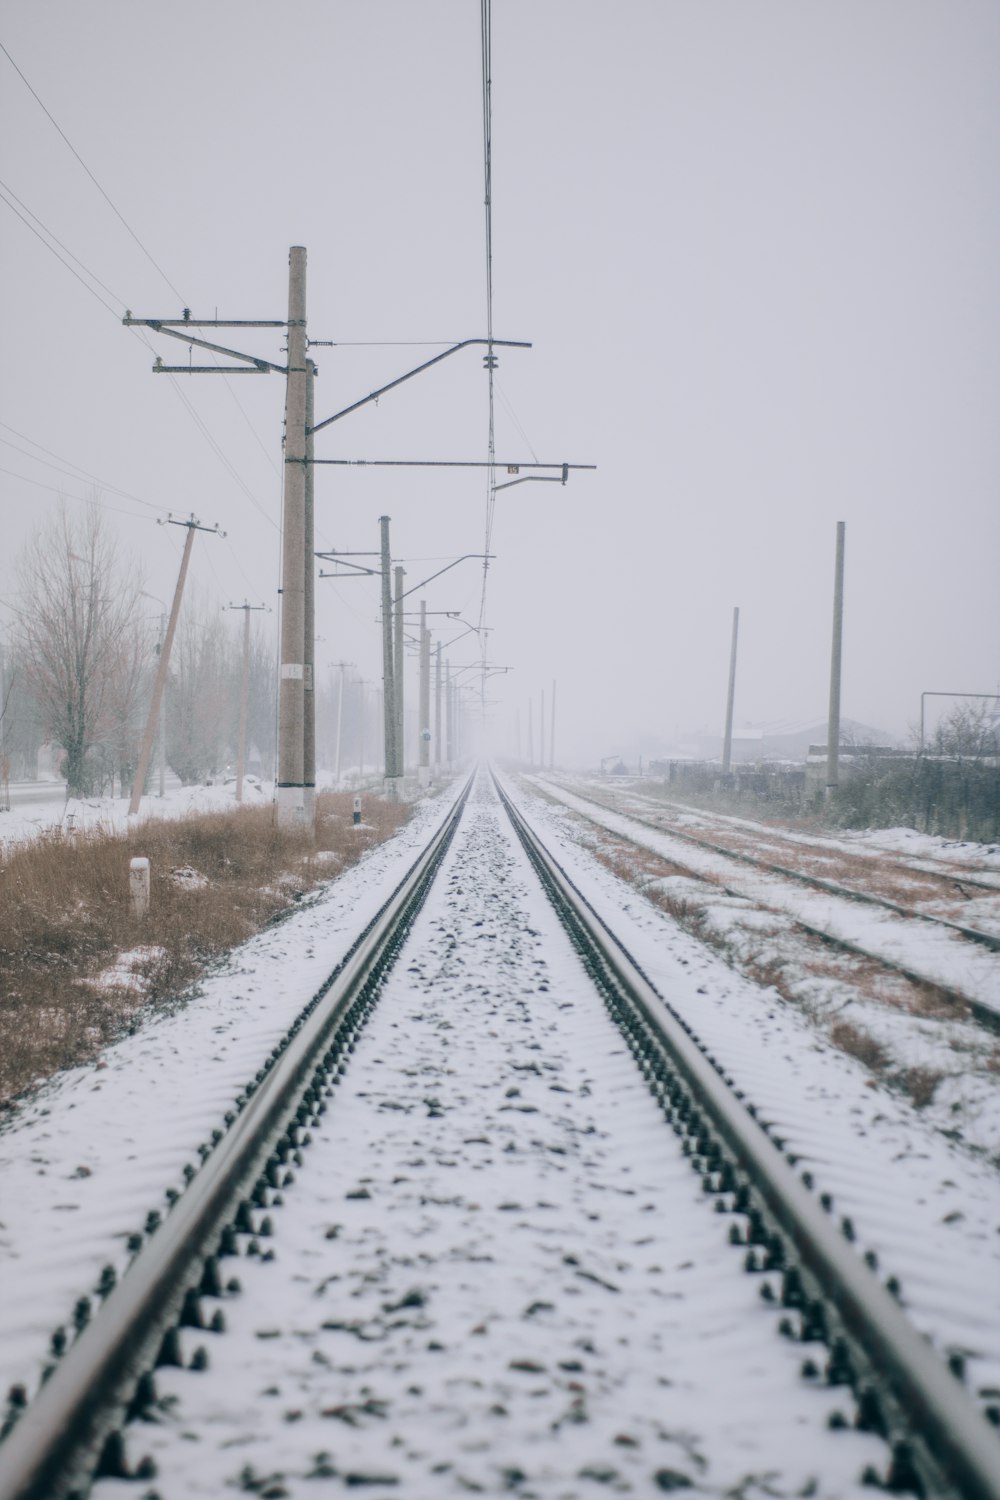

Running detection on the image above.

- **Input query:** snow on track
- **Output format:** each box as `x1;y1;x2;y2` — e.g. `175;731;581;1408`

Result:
0;782;464;1408
115;774;887;1498
506;774;1000;1415
530;777;1000;1014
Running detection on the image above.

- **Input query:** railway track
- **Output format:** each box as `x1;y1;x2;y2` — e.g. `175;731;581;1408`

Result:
530;776;1000;1034
0;769;997;1498
545;779;1000;949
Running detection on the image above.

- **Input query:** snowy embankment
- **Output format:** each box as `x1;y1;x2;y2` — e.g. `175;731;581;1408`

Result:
526;773;1000;1163
530;777;1000;1012
0;778;463;1409
0;776;274;853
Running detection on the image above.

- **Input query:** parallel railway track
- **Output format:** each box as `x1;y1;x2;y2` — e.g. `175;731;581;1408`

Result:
532;776;1000;1035
0;769;997;1498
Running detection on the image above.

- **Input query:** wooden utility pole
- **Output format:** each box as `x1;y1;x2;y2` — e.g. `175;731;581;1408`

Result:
722;606;740;774
393;564;405;779
122;254;297;818
827;521;846;793
418;601;431;786
129;515;223;816
227;602;269;802
276;245;309;828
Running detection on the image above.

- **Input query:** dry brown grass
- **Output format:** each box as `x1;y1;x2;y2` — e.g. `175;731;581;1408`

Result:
898;1065;944;1109
553;807;991;1117
829;1021;890;1073
0;791;410;1106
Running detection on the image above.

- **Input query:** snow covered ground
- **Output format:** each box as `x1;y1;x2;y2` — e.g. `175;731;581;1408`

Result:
0;779;463;1410
1;766;998;1495
528;778;1000;1012
0;775;274;852
103;773;892;1498
523;774;1000;1167
504;775;1000;1419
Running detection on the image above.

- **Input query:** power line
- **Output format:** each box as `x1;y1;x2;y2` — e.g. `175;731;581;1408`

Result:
0;184;122;320
161;369;279;531
0;175;127;310
496;378;540;464
0;424;163;513
0;463;160;523
0;182;278;533
0;39;185;303
0;42;279;520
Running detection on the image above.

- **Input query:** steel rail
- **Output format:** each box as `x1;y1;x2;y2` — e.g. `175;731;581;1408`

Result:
537;778;1000;1034
494;771;1000;1500
659;793;1000;897
0;774;474;1500
553;779;1000;955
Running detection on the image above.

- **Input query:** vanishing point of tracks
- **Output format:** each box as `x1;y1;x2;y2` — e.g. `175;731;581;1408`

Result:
1;770;998;1499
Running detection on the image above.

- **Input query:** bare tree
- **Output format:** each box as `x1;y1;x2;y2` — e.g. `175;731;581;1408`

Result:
102;619;152;794
245;619;277;780
928;700;1000;760
912;700;1000;762
167;589;233;785
13;504;146;796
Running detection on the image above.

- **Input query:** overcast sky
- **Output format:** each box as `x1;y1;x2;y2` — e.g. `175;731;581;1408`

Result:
2;1;998;764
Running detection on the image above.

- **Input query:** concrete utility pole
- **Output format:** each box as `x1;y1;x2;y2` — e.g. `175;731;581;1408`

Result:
379;516;399;794
434;642;442;777
527;698;534;767
277;245;309;829
550;680;556;770
227;601;268;802
303;357;316;822
722;606;740;775
418;600;431;787
393;564;405;780
827;521;846;793
540;689;546;771
122;251;301;819
130;515;223;816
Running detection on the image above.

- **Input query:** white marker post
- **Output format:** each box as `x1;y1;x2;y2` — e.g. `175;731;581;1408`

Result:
129;857;150;918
